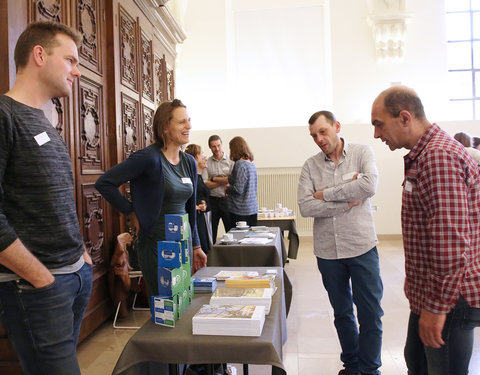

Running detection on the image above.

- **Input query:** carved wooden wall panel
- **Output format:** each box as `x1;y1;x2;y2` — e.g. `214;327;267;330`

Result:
119;6;138;92
121;93;140;159
167;66;175;101
140;31;154;102
29;0;67;23
78;77;104;174
81;184;106;273
154;54;166;105
77;0;102;75
142;104;154;147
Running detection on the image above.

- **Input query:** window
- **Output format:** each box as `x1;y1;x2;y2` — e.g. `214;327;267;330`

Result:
446;0;480;119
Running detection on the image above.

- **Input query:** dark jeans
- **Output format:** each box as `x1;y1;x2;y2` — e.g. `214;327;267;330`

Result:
404;295;480;375
230;212;258;228
210;197;232;243
0;262;93;375
317;247;383;375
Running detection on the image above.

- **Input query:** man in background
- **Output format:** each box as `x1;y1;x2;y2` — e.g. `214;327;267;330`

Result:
203;135;234;242
371;86;480;374
298;110;383;375
0;21;92;374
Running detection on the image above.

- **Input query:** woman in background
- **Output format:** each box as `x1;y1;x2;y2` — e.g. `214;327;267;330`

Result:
185;144;211;254
95;99;207;297
224;136;258;227
454;131;480;165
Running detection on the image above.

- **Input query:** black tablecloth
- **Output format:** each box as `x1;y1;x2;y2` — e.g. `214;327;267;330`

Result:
112;266;290;375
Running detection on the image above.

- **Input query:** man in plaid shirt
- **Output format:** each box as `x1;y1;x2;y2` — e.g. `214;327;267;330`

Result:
371;86;480;374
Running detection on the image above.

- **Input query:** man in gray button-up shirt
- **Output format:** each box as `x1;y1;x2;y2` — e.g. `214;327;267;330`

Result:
298;110;383;375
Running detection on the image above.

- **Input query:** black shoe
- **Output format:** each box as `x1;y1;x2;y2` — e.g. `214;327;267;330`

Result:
338;370;360;375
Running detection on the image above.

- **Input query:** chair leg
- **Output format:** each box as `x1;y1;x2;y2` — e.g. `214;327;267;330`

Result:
132;276;149;311
113;300;142;329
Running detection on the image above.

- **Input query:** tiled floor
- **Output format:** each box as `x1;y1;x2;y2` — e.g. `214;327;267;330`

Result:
77;237;480;374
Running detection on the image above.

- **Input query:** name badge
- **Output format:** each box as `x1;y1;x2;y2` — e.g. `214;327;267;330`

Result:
34;131;50;146
181;177;192;184
404;181;413;192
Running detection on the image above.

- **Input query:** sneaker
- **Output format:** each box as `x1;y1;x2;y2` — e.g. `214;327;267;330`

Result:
338;370;360;375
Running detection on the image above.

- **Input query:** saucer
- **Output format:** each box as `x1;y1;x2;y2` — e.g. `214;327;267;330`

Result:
236;225;249;229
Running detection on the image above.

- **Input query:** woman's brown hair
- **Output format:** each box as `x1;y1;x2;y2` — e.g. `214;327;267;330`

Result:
153;99;186;147
229;136;254;162
185;144;202;158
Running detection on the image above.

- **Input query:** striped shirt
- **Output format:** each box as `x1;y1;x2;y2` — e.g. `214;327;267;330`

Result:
402;123;480;314
298;141;378;259
227;159;258;215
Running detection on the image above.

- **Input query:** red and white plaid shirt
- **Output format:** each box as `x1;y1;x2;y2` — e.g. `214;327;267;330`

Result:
402;123;480;315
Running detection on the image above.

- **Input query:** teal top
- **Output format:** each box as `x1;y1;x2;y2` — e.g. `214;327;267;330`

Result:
151;152;194;240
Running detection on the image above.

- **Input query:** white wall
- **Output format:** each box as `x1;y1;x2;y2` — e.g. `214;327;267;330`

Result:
173;0;480;235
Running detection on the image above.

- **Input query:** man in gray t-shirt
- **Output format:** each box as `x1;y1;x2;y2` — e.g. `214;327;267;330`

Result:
203;135;234;243
0;21;92;375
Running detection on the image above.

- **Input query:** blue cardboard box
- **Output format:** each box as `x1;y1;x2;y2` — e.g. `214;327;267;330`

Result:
180;239;190;264
157;241;182;268
157;267;184;297
151;295;179;327
165;214;190;241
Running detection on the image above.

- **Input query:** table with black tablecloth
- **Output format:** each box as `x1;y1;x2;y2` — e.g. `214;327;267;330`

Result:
112;266;291;375
258;217;299;259
207;227;287;267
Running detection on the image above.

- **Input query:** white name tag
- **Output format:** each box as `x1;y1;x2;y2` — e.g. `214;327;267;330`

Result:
342;171;357;181
405;181;413;192
34;131;50;146
181;177;192;184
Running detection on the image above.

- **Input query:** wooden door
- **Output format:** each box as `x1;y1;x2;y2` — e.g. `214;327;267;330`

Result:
0;0;182;372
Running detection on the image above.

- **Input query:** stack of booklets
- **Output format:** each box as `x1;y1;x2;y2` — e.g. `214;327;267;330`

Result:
192;304;266;336
225;273;276;289
213;270;259;280
192;277;217;293
210;287;273;314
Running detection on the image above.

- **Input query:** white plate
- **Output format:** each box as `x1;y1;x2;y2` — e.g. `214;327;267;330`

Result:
236;225;249;229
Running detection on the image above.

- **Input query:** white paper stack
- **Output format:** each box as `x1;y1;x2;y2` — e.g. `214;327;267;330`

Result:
210;287;273;314
192;304;265;336
213;270;259;280
238;237;271;245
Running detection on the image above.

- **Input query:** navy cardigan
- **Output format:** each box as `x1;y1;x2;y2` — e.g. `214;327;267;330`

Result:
95;143;200;246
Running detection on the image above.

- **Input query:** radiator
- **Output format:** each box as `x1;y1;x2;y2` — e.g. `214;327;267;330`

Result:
257;167;313;236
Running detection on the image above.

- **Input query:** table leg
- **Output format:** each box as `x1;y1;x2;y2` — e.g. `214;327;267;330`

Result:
243;364;249;374
168;363;180;375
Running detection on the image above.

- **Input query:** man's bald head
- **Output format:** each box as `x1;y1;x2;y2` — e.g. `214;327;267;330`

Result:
374;86;426;121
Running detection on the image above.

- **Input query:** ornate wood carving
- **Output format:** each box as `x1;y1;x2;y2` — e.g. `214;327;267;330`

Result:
141;32;154;102
142;104;154;147
79;77;104;174
154;54;166;105
82;184;105;270
77;0;102;74
31;0;63;22
167;67;175;101
119;6;138;92
121;93;139;159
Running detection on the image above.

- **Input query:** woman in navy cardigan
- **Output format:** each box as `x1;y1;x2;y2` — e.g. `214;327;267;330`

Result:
95;99;207;297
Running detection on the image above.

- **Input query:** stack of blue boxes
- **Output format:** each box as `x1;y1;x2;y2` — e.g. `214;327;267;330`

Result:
151;214;194;327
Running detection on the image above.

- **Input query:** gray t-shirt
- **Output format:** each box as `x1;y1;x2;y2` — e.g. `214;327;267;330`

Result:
0;95;84;277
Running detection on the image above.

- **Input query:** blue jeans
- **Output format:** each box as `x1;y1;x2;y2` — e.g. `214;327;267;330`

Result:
0;262;93;375
404;295;480;375
317;247;383;375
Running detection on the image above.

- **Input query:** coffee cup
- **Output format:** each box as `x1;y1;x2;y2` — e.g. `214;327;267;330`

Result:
236;221;247;227
222;233;233;241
